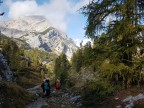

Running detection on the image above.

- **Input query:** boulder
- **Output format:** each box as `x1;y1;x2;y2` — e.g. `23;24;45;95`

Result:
0;53;13;81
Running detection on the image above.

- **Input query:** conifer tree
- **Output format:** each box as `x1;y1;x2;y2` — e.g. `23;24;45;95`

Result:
60;52;70;82
83;41;93;66
54;52;70;83
82;0;144;66
54;56;61;79
71;48;83;72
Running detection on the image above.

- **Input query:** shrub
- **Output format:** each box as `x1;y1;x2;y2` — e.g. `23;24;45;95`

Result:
0;81;35;108
82;79;114;107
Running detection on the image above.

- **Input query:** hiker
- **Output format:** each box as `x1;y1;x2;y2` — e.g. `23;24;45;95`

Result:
41;80;45;96
55;79;61;96
44;78;50;97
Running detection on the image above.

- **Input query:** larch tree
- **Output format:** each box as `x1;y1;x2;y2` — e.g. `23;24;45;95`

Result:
82;0;144;66
54;52;70;83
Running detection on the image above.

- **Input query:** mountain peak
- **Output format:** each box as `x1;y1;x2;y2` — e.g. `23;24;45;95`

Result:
0;15;51;36
0;16;77;59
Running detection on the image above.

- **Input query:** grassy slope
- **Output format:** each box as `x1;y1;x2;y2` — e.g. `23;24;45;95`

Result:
0;69;42;108
16;68;42;89
0;81;36;108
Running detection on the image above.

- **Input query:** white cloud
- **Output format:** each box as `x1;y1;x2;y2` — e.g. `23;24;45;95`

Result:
74;39;82;47
3;0;90;32
74;38;92;47
8;1;38;18
6;0;68;31
72;0;91;13
5;0;13;7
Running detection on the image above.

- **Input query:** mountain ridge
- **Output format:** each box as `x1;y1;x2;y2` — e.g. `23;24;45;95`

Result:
0;15;77;59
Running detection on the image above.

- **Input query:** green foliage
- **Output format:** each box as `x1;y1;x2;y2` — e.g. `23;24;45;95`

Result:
82;0;144;66
1;38;45;82
100;63;133;87
70;1;144;106
82;0;144;38
77;0;144;87
0;81;35;108
54;52;70;83
83;42;93;66
24;48;57;66
82;79;114;107
71;48;83;72
2;40;21;72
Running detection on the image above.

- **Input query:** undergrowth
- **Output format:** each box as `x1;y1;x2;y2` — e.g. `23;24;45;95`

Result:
0;81;36;108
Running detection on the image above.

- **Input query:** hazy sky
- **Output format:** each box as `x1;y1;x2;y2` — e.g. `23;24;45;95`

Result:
0;0;92;46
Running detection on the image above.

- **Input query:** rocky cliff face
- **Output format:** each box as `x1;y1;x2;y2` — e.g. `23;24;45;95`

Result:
0;16;77;58
0;53;13;81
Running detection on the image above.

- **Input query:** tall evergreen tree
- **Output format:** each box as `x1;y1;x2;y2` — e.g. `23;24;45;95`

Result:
54;52;70;83
83;41;93;66
60;52;70;82
72;48;83;72
54;56;61;79
82;0;144;65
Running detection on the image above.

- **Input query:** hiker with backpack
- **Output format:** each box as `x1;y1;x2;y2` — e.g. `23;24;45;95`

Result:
55;79;61;96
41;79;45;96
44;78;51;97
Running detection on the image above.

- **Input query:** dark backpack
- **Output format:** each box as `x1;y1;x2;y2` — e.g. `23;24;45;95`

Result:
41;83;44;89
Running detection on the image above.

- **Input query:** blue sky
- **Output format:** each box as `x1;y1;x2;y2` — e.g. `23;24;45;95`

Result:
0;0;91;46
